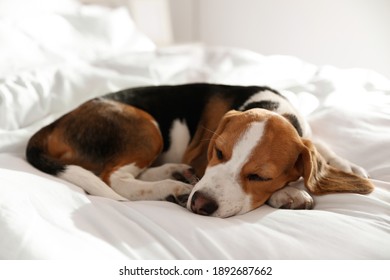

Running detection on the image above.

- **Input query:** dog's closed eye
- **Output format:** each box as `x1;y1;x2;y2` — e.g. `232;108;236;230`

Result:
247;174;272;182
215;148;224;160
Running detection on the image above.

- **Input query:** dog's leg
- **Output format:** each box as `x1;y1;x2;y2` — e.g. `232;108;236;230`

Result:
313;140;368;178
110;164;193;206
267;186;314;209
138;163;198;185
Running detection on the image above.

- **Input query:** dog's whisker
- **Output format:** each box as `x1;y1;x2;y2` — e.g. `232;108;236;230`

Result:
201;126;218;135
201;126;228;144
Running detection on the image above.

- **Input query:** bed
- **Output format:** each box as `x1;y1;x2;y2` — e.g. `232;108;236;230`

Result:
0;0;389;260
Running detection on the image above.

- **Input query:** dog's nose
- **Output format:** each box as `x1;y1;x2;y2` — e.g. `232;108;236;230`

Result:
190;191;218;216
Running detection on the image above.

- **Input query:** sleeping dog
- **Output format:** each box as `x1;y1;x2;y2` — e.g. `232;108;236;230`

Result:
26;83;373;217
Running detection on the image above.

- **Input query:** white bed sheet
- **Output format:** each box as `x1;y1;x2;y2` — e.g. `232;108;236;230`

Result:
0;2;389;260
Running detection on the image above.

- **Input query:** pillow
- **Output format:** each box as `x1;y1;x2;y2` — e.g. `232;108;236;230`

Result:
0;3;155;77
0;0;80;17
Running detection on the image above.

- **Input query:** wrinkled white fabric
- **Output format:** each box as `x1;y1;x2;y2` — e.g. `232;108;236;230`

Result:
0;2;389;260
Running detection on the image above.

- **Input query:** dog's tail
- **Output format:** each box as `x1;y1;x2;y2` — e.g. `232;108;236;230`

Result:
26;125;127;201
26;123;66;175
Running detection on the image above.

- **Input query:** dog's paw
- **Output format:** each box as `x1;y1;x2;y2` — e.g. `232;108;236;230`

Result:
267;186;314;210
328;157;369;178
164;181;193;207
170;164;199;185
139;163;199;185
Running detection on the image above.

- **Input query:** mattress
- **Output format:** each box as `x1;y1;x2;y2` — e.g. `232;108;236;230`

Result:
0;0;389;260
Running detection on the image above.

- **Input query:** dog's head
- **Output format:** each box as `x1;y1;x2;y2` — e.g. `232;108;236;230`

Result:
187;109;373;218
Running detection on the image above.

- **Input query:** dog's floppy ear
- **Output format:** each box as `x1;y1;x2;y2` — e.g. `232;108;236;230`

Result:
207;110;241;161
297;139;374;195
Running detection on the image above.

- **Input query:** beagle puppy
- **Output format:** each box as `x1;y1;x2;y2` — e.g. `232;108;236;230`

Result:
26;83;373;218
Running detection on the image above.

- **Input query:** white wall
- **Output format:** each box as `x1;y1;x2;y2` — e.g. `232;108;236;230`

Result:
128;0;173;45
169;0;197;43
170;0;390;78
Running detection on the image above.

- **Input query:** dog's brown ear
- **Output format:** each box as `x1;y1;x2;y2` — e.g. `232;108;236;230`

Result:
297;139;374;195
207;110;240;161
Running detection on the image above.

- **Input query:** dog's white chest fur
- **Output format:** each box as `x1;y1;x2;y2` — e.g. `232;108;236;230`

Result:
158;119;191;164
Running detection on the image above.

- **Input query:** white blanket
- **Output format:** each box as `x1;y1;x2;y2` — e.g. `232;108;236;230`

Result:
0;1;389;259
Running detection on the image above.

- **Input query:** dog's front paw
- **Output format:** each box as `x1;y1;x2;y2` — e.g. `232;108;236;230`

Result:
267;186;314;209
139;163;199;185
170;164;199;185
165;181;193;207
